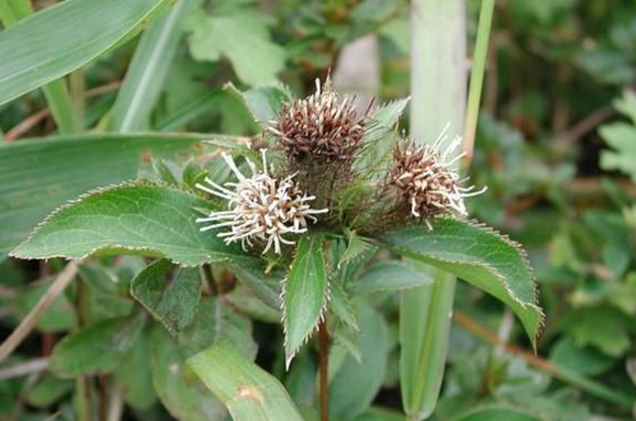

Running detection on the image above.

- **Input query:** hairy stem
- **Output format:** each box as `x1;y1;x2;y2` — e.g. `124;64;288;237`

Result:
318;319;329;421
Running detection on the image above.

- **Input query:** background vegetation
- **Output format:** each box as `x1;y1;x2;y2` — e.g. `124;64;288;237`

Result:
0;0;635;421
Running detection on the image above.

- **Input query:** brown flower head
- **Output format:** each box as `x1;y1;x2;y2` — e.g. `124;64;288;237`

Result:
266;79;365;162
386;126;486;227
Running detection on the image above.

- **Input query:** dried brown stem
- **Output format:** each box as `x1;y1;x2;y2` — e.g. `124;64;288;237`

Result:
4;81;122;141
0;261;78;365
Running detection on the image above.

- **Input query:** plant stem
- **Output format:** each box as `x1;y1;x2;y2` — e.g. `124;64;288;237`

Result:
462;0;496;167
201;264;219;295
318;319;329;421
0;261;78;365
453;310;634;409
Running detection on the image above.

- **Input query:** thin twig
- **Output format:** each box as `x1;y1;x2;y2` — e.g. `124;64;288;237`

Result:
453;310;634;409
318;319;329;421
0;261;78;365
0;357;49;380
106;387;124;421
4;81;122;141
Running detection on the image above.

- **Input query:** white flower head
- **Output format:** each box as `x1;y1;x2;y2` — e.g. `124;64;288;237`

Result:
389;123;487;226
195;150;328;254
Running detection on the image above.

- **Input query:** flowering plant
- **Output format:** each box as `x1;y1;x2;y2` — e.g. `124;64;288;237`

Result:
11;80;543;370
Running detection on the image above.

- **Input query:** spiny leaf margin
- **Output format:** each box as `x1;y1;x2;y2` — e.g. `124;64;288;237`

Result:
379;218;544;345
10;181;259;267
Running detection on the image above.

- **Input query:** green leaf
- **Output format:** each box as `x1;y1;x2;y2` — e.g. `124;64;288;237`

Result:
78;263;133;322
224;83;290;123
356;98;409;172
187;340;305;421
0;0;175;106
0;133;205;253
110;0;191;132
353;261;433;294
177;297;257;356
114;327;157;410
226;263;282;309
549;336;615;377
599;90;636;183
400;267;455;421
329;302;389;420
380;219;544;344
131;260;202;334
450;407;545;421
11;183;258;267
282;232;328;367
25;375;74;409
50;312;145;378
151;326;227;421
186;11;285;86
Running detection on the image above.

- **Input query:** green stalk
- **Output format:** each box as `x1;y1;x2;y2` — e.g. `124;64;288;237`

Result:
0;0;79;134
404;1;467;420
463;0;495;166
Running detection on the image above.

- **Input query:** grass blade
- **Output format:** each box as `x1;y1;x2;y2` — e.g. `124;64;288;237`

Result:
0;0;79;134
0;0;175;107
404;0;467;419
110;0;191;132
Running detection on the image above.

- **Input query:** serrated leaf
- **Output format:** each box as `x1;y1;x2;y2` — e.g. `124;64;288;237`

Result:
353;261;433;294
339;229;375;267
0;0;175;106
186;11;285;86
131;260;202;334
50;312;145;378
283;232;328;367
187;340;305;421
11;183;258;267
0;133;206;253
380;218;544;345
330;281;359;331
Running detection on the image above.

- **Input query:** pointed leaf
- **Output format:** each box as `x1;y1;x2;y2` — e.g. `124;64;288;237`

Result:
131;260;202;334
380;218;544;344
283;232;328;367
187;340;305;421
11;183;258;267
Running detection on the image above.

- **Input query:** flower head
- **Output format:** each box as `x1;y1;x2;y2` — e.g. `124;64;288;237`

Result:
387;124;486;226
266;78;365;162
195;150;328;254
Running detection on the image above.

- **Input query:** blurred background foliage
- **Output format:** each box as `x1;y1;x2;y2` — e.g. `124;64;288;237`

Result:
1;0;636;421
